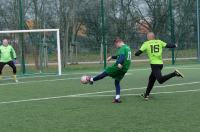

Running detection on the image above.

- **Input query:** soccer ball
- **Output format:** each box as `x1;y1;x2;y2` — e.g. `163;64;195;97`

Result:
80;75;89;84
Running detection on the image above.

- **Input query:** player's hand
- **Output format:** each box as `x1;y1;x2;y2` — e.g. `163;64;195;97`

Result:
107;56;112;62
117;64;123;69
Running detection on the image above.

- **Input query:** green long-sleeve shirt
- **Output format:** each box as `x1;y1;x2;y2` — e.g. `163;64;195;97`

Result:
0;45;16;62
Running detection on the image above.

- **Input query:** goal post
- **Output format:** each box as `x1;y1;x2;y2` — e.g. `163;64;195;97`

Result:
0;29;62;76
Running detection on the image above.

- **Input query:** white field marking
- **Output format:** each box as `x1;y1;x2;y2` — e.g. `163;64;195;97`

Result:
1;71;100;81
128;65;200;72
0;77;80;86
68;81;200;97
0;68;200;86
125;73;132;76
176;67;200;70
6;57;197;66
2;64;200;81
0;81;199;105
0;66;200;87
71;89;200;98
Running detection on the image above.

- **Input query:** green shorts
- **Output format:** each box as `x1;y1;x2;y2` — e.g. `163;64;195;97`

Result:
105;65;126;81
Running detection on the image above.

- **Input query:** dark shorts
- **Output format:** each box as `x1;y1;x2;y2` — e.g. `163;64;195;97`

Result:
150;64;163;74
0;61;17;74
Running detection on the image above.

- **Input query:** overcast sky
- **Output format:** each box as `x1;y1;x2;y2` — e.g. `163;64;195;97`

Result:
136;0;149;17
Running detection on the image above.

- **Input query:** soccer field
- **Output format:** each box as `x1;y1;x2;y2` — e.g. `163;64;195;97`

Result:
0;64;200;132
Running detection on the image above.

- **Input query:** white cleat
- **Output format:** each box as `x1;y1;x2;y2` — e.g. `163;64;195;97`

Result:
175;69;184;78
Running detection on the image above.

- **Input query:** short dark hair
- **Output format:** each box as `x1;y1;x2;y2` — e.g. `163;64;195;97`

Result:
114;37;123;44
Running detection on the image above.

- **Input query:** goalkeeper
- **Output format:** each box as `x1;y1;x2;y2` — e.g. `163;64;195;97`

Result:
87;37;132;103
0;38;18;82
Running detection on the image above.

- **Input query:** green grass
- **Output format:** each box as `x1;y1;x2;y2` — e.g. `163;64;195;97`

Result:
0;63;200;132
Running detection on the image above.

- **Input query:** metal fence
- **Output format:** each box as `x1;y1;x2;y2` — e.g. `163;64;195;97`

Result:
0;0;199;70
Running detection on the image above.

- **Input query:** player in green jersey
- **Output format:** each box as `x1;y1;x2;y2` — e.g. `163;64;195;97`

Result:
135;32;184;100
86;37;131;103
0;38;18;82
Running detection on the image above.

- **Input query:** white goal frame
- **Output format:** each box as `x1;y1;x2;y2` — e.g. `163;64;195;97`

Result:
0;29;62;75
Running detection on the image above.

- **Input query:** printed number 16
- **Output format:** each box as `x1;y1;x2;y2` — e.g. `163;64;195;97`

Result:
150;45;159;53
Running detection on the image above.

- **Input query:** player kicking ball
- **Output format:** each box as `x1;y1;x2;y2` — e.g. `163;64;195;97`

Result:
0;38;18;82
135;32;184;100
81;38;131;103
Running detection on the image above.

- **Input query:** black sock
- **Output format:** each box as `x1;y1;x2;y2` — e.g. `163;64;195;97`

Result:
93;71;108;81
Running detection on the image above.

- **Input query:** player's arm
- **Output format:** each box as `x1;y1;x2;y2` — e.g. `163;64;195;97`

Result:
165;43;177;48
116;54;125;69
11;47;17;59
135;50;143;56
107;55;117;61
111;56;117;59
10;46;17;64
135;43;146;56
159;40;177;49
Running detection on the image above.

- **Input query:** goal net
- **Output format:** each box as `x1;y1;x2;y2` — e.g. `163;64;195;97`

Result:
0;29;61;76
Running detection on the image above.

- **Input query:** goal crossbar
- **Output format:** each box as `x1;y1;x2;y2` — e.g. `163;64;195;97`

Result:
0;29;59;34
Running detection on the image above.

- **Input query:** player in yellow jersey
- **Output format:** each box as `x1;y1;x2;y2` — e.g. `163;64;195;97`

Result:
0;38;18;82
135;32;184;100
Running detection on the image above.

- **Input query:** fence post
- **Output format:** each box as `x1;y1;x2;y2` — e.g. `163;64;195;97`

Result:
19;0;26;74
197;0;200;62
169;0;175;65
101;0;107;68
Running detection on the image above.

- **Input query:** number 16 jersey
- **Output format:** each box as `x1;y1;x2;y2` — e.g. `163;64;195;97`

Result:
140;40;167;64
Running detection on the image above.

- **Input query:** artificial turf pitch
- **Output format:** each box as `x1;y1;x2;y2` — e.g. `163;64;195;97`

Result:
0;64;199;132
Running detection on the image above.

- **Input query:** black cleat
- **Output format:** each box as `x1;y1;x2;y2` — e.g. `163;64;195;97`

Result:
175;70;184;78
112;99;122;103
140;93;149;101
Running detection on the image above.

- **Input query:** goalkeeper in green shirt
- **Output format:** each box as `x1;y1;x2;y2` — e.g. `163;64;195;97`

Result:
135;32;184;100
0;38;18;82
86;38;131;103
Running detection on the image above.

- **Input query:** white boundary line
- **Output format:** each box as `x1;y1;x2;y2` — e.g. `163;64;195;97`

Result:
1;66;200;86
0;77;79;86
1;71;99;80
73;89;200;98
60;81;200;97
0;81;199;105
1;64;200;81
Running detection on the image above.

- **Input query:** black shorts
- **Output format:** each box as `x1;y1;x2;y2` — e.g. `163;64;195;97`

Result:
150;64;163;73
0;61;17;74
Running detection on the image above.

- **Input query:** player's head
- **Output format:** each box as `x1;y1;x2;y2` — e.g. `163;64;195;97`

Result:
2;38;9;46
114;37;124;48
147;32;155;40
